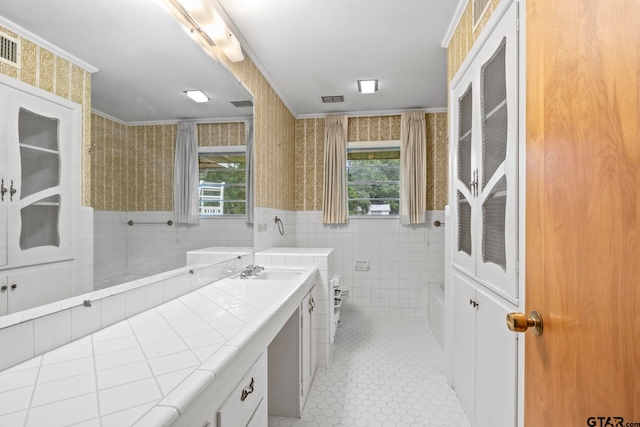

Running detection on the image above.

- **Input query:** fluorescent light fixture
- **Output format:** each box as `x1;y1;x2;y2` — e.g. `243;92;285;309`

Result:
357;79;378;94
184;90;209;103
174;0;244;62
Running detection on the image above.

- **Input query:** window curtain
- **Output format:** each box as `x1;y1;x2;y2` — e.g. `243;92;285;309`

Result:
399;111;427;224
173;121;199;224
322;114;348;224
245;119;254;225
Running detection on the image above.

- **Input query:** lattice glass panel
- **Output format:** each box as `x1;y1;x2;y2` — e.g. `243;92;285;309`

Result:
457;84;473;189
481;38;508;190
457;191;472;256
18;108;61;199
20;195;61;250
482;176;507;270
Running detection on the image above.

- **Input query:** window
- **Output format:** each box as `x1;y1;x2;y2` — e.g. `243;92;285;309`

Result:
347;145;400;216
198;151;246;216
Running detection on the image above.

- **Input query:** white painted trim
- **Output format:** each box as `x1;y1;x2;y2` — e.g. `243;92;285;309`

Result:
198;145;247;154
91;109;252;127
441;0;469;48
126;116;251;126
91;109;128;126
347;140;401;150
296;107;447;120
516;1;526;426
0;16;98;73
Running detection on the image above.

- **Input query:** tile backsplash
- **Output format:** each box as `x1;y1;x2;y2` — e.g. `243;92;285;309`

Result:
297;211;445;316
94;211;252;283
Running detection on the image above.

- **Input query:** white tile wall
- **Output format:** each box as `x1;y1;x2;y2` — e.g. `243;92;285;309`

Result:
79;207;95;296
296;211;445;316
94;211;253;284
94;211;127;283
255;248;334;369
254;208;297;252
0;259;245;372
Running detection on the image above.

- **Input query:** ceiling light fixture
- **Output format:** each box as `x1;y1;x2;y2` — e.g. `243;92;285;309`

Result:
357;79;378;94
184;90;209;103
171;0;244;62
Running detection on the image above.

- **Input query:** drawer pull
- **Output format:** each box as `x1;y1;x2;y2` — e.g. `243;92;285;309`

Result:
240;377;255;401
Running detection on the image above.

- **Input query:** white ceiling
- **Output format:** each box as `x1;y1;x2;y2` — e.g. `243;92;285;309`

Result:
0;0;253;123
217;0;458;116
0;0;458;121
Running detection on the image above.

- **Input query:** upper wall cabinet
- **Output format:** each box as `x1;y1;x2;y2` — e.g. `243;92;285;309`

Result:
0;75;80;270
450;1;519;300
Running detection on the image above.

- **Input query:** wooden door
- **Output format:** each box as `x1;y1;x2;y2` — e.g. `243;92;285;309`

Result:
525;0;640;425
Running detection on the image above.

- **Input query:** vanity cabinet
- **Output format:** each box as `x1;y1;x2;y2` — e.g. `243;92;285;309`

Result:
268;286;317;417
450;0;519;301
301;288;317;405
451;270;517;427
0;74;81;312
217;352;268;427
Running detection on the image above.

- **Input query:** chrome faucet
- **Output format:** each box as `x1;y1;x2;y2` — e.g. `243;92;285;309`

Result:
239;264;264;278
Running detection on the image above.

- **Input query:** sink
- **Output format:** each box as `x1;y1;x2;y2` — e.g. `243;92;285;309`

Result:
252;270;301;281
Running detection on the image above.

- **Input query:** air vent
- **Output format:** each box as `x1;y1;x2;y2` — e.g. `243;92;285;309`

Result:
230;100;253;108
0;34;20;69
322;95;344;103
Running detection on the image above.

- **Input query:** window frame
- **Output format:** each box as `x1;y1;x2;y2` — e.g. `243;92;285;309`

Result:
197;145;247;218
347;140;401;219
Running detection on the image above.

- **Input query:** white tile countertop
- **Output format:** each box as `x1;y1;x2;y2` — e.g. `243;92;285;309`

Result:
0;266;317;427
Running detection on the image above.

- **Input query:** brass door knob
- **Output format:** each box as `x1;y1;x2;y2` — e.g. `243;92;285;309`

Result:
506;311;543;336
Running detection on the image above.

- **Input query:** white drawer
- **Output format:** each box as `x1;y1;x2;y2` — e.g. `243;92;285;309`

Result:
217;352;267;427
246;397;267;427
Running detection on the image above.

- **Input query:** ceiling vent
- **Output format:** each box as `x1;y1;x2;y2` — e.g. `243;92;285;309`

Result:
322;95;344;103
0;33;21;69
230;100;253;108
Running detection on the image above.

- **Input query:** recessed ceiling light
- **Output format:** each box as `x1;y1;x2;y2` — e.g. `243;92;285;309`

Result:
357;79;378;94
184;90;209;103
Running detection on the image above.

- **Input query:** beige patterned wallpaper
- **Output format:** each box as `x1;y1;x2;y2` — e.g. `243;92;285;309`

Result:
198;122;245;146
223;56;297;211
295;113;449;211
447;0;501;82
0;26;93;206
91;115;249;211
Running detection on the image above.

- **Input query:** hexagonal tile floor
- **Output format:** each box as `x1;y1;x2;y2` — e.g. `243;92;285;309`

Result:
268;313;470;427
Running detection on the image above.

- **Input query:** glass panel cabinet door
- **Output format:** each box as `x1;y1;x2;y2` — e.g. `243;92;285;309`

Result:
451;70;478;277
1;81;75;268
475;1;519;298
450;1;519;300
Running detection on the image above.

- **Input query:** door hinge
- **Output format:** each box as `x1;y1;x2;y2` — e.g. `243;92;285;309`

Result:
516;18;520;32
516;261;519;274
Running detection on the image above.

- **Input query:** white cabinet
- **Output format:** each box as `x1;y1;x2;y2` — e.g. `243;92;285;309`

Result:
449;3;521;426
301;288;317;407
450;0;519;300
0;74;80;312
0;262;72;316
451;271;517;427
268;286;317;417
217;352;267;427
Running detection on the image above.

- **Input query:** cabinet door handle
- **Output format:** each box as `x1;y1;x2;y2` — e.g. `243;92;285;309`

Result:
11;284;17;290
9;180;16;201
240;377;254;401
0;285;7;292
0;179;6;201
